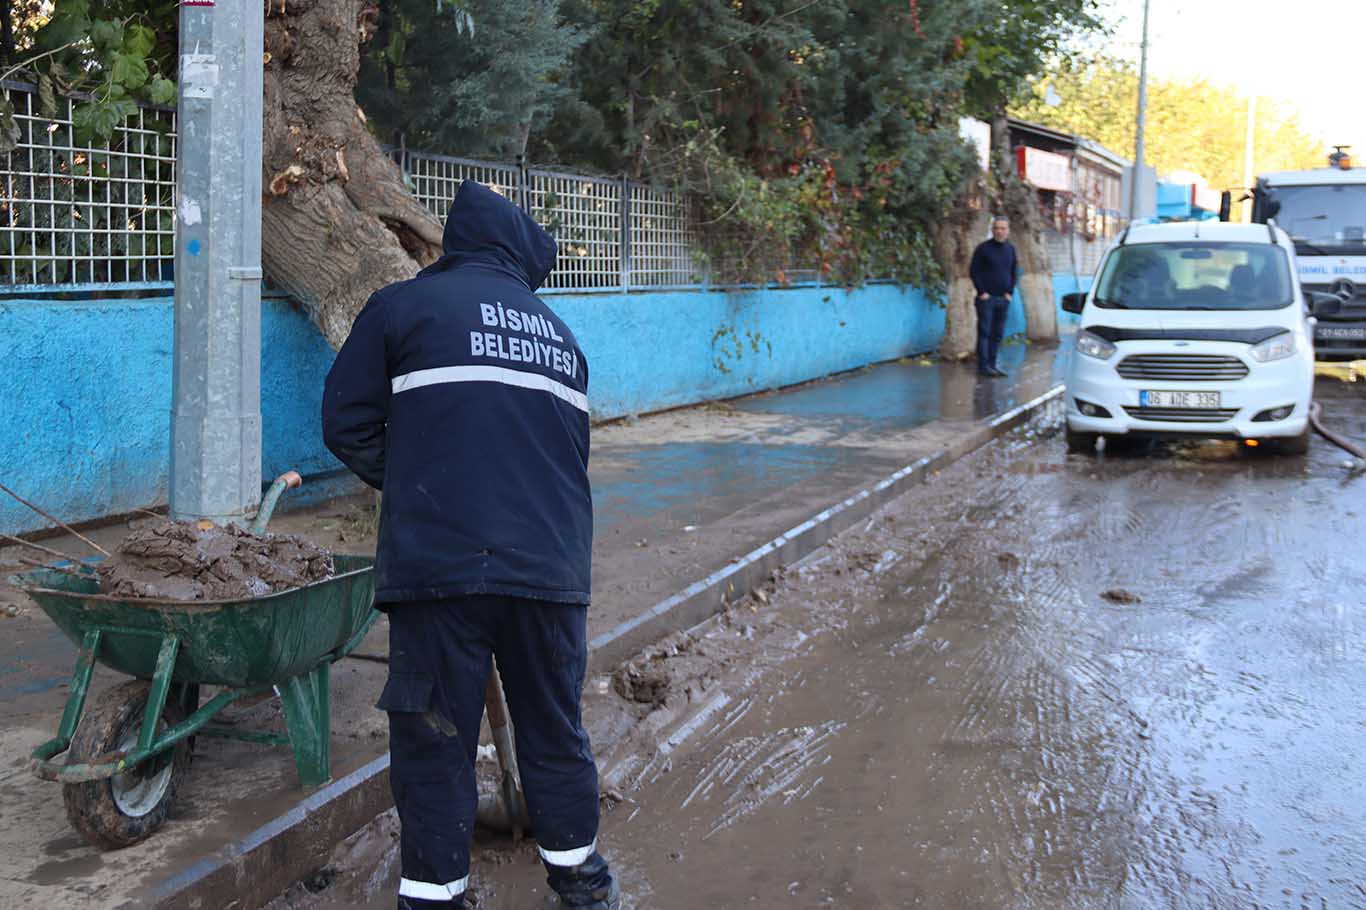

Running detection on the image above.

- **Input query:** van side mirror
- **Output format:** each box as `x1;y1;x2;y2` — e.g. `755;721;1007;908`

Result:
1307;291;1343;317
1060;292;1087;314
1218;191;1232;222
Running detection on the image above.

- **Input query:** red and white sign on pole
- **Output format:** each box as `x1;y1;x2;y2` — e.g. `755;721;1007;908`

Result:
1015;146;1072;192
1191;183;1221;213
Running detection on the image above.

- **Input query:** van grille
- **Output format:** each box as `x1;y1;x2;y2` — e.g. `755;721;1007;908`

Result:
1123;406;1239;423
1116;354;1249;382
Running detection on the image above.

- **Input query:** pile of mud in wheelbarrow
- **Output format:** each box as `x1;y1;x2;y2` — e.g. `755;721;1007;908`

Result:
8;472;379;849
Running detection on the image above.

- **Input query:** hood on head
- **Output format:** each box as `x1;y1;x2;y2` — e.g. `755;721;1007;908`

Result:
437;180;558;290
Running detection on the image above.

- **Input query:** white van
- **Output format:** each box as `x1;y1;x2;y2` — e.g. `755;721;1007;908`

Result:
1062;221;1340;455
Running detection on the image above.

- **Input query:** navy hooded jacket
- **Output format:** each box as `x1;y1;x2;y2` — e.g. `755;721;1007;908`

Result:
322;181;592;606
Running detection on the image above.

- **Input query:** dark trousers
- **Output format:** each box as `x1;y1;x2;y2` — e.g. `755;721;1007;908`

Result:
382;596;613;908
975;294;1010;373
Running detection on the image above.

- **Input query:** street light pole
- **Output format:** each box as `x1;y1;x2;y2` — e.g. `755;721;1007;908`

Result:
1242;95;1256;222
1128;0;1151;220
169;0;265;524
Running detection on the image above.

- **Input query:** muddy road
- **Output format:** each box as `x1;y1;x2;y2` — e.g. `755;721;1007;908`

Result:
282;384;1366;909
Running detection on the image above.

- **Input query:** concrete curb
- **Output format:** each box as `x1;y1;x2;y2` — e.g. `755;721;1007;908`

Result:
137;755;393;910
139;384;1062;909
586;384;1063;672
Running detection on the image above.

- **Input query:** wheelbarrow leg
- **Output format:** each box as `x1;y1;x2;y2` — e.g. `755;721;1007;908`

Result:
278;662;331;788
41;628;102;760
139;635;180;752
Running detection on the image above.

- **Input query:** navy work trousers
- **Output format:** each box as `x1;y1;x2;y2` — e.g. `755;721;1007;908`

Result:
381;596;612;908
975;294;1010;373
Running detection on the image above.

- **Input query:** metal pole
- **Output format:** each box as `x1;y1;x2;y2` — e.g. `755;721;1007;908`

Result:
1242;95;1256;223
619;176;631;293
170;0;264;524
1128;0;1151;220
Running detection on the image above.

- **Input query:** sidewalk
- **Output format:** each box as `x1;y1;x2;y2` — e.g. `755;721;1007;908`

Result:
0;343;1064;908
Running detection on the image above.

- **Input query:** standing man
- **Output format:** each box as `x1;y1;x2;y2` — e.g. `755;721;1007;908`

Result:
323;181;618;910
969;216;1019;378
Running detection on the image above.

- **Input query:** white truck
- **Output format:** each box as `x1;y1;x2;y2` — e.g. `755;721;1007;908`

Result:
1249;147;1366;358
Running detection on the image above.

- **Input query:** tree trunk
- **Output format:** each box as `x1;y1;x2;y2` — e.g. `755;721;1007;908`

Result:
262;0;444;350
1;6;15;63
990;114;1056;343
933;172;990;361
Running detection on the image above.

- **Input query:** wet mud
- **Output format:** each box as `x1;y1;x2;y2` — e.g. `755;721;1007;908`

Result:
96;519;333;600
282;383;1366;909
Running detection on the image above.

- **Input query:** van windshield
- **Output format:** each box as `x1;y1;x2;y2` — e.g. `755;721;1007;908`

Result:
1093;242;1294;310
1262;183;1366;252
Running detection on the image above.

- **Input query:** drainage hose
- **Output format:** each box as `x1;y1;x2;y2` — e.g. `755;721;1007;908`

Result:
250;471;303;535
1309;401;1366;468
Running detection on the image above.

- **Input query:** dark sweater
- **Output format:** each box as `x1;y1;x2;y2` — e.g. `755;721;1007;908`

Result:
969;239;1018;297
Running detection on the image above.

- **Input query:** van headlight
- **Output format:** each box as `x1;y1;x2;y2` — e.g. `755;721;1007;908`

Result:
1076;330;1117;360
1249;332;1297;363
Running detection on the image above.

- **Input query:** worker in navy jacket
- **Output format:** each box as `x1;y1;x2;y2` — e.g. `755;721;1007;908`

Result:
323;180;618;910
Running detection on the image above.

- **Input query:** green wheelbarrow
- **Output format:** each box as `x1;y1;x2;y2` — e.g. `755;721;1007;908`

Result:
14;474;378;849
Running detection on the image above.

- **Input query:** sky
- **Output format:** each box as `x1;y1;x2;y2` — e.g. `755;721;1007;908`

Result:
1095;0;1366;164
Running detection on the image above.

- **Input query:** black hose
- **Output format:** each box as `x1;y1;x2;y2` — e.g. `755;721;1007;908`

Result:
1309;400;1366;462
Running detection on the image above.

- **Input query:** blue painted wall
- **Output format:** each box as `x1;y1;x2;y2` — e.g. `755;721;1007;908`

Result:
0;284;945;533
1052;271;1095;332
549;283;943;419
1;295;341;535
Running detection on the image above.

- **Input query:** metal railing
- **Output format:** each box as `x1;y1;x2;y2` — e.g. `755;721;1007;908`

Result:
394;147;699;291
1;81;176;288
1;81;706;294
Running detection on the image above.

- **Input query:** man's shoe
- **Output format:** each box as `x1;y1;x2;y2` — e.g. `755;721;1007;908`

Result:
547;852;619;910
989;367;1008;377
556;877;620;910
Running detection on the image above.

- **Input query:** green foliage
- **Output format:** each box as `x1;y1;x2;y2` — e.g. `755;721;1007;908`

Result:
961;0;1105;116
357;0;585;159
1;1;179;151
3;0;1109;291
524;0;1012;288
1013;55;1328;195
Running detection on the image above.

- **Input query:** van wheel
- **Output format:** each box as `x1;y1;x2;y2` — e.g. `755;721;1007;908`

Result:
1066;428;1098;454
1268;428;1310;456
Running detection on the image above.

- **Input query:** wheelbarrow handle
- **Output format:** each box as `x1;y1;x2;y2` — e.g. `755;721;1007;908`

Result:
250;471;303;535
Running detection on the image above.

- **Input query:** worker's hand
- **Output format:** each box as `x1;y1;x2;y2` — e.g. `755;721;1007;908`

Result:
978;292;989;301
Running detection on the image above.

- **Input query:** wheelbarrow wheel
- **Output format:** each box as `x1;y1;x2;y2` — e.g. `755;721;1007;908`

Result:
62;680;191;849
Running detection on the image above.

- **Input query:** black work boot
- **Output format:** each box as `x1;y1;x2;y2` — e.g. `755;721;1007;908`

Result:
545;851;620;909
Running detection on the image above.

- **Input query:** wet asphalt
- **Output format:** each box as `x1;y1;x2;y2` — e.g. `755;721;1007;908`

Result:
473;382;1366;909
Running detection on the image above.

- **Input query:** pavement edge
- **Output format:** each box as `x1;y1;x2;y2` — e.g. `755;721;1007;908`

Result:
586;384;1063;671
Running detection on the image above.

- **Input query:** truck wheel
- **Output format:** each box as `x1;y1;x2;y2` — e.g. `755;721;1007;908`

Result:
62;680;190;849
1066;427;1098;454
1268;428;1311;456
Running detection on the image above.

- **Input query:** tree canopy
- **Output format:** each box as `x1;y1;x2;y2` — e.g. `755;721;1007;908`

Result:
1013;55;1327;197
357;0;584;160
4;0;1110;295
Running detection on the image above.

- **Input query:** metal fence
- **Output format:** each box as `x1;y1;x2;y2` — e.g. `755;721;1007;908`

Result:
1;81;176;288
1;80;704;293
394;147;699;291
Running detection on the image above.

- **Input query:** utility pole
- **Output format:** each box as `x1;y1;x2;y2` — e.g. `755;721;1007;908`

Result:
1242;95;1256;222
169;1;265;524
1128;0;1152;221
